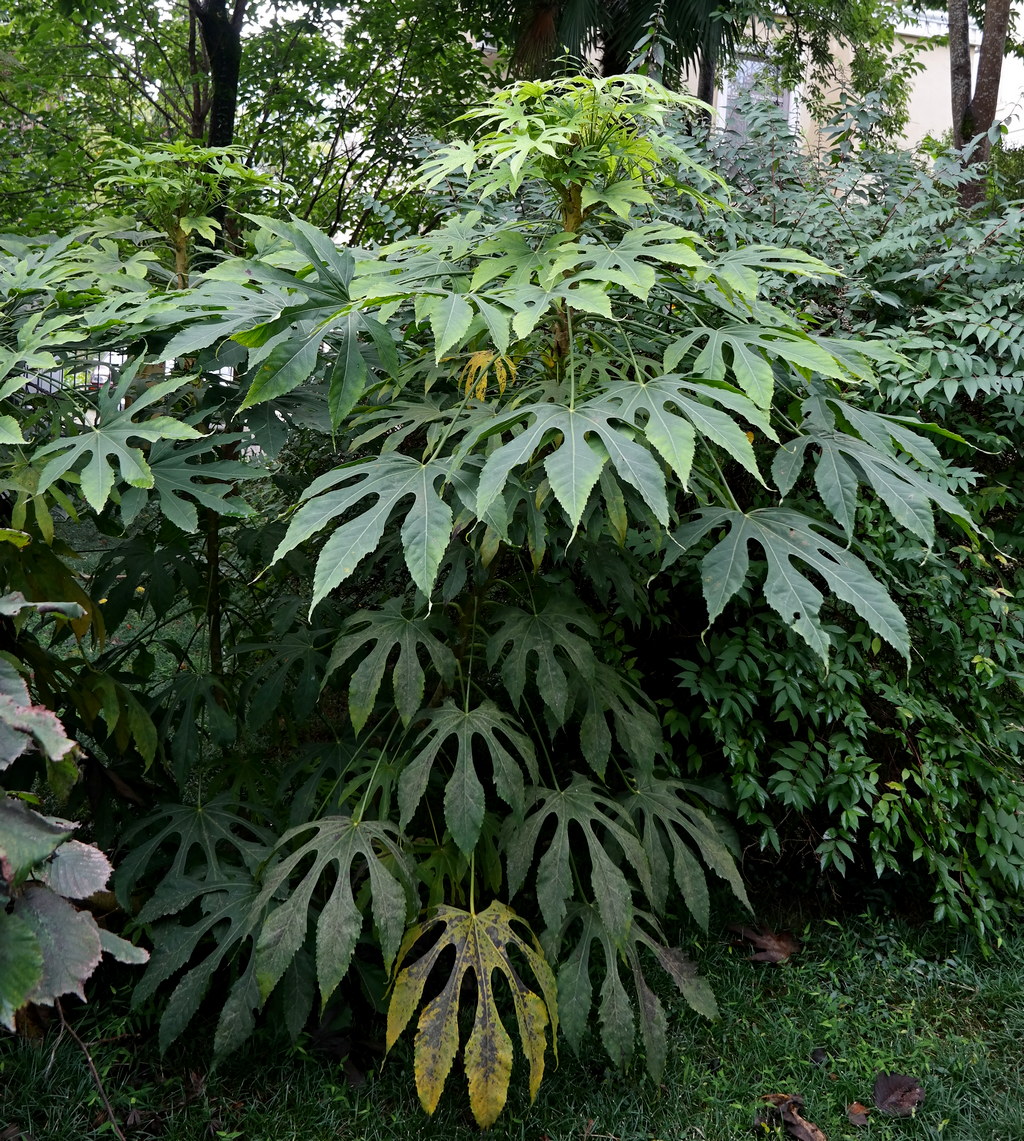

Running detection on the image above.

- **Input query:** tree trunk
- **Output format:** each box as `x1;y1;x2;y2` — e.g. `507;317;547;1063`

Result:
191;0;246;148
696;53;716;122
948;0;972;151
949;0;1011;205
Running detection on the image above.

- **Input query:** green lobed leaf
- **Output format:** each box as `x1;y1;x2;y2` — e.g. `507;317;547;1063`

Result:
272;456;454;609
673;507;909;659
399;701;538;855
253;816;413;1007
323;601;456;733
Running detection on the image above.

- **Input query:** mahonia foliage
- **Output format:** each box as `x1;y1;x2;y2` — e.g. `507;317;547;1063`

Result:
0;77;981;1123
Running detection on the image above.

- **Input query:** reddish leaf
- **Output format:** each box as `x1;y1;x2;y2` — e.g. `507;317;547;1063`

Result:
730;925;801;963
847;1101;870;1126
760;1093;827;1141
873;1071;924;1116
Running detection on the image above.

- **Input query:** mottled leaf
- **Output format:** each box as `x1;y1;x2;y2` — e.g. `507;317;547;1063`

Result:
386;901;557;1128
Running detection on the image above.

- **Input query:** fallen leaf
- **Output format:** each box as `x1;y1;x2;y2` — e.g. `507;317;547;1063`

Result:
730;925;801;963
847;1101;870;1126
873;1071;925;1117
760;1093;827;1141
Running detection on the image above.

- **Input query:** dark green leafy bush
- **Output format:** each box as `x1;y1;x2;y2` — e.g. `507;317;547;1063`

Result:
1;78;1020;1125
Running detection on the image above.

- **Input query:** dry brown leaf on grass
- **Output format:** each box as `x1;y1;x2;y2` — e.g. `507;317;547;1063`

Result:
760;1093;827;1141
730;925;802;963
873;1071;925;1116
846;1101;870;1126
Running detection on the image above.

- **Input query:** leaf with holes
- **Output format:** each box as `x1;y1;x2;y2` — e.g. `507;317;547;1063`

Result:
385;901;557;1128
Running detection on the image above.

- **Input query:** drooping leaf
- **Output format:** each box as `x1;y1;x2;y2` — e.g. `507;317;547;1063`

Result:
253;815;413;1007
385;901;557;1128
623;773;749;928
470;398;679;534
506;776;649;943
399;701;538;855
672;507;909;659
555;905;716;1078
272;455;454;608
324;601;456;733
485;596;598;724
576;661;664;779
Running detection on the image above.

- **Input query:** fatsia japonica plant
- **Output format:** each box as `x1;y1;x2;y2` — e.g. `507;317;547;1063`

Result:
0;76;978;1125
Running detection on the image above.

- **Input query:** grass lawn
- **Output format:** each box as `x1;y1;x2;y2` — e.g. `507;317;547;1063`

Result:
2;915;1022;1141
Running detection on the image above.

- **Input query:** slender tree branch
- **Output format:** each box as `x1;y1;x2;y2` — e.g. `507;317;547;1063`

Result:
55;1000;128;1141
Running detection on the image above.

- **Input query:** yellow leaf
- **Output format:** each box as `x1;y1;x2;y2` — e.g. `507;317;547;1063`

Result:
386;900;558;1128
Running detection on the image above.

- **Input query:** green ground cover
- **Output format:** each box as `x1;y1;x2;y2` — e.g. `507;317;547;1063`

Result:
3;916;1021;1141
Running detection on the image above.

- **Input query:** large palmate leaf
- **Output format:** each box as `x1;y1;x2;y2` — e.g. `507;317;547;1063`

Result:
485;596;598;724
272;454;454;609
665;324;853;409
121;436;260;533
505;776;651;942
114;795;274;906
773;431;969;544
131;875;264;1054
622;774;749;928
324;601;456;733
386;901;558;1128
399;701;538;855
34;369;202;512
773;394;976;542
470;399;674;534
576;661;665;779
672;507;909;660
556;904;716;1080
253;815;414;1007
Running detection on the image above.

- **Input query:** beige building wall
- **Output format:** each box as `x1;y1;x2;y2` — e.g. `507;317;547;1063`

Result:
707;8;1024;151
